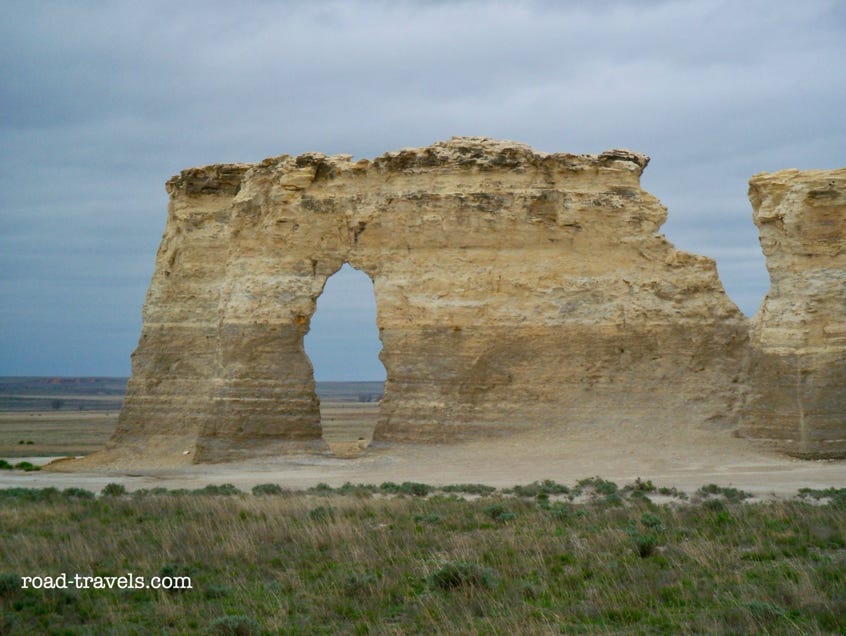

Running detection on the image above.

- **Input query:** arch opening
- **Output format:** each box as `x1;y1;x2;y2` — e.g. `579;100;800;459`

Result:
304;263;384;455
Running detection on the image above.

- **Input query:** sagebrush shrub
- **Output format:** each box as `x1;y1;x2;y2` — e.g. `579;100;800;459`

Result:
101;483;126;497
429;562;495;591
251;483;284;496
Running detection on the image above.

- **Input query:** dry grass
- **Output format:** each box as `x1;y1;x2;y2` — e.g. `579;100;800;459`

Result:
1;481;844;634
0;412;118;457
0;403;375;460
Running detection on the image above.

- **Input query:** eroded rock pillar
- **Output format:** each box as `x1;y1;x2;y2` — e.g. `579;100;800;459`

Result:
744;168;846;458
108;165;251;461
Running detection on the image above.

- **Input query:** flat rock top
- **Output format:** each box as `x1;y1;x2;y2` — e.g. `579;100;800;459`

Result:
166;137;650;195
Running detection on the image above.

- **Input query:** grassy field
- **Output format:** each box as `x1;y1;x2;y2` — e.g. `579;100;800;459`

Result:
0;412;119;458
1;480;844;634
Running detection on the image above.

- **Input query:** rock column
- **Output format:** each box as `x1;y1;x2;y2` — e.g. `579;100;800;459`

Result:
745;168;846;458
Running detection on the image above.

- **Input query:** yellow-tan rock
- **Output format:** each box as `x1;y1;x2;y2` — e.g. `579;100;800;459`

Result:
112;137;753;463
743;168;846;458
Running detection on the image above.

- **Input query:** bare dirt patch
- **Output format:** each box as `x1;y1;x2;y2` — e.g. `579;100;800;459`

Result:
0;402;840;497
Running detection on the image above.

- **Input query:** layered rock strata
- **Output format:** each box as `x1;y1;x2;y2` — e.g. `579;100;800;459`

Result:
113;137;752;463
744;168;846;458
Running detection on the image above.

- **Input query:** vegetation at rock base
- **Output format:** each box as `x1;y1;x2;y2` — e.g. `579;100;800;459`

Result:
0;481;844;634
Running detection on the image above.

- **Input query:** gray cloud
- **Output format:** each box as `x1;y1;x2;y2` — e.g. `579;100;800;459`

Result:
1;0;844;376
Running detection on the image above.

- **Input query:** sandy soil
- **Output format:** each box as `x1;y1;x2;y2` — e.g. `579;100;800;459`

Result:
1;403;843;497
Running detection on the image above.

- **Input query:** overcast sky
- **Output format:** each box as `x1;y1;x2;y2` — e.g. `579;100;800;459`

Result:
1;1;844;380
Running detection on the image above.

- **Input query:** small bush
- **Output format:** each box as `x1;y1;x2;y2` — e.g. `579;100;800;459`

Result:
335;482;377;497
603;493;623;506
513;480;570;498
251;483;284;496
0;487;60;502
698;484;751;502
720;487;750;502
400;482;431;497
596;480;618;495
131;487;171;498
309;506;335;522
429;562;495;591
548;502;582;521
441;483;497;496
641;513;664;531
577;477;618;495
14;461;40;472
625;478;656;493
632;533;657;558
0;460;12;470
414;513;441;524
797;487;846;508
208;614;260;636
101;483;127;497
379;481;401;493
483;503;516;522
797;487;846;500
203;584;230;599
657;486;687;499
62;487;95;500
193;484;241;496
379;481;431;496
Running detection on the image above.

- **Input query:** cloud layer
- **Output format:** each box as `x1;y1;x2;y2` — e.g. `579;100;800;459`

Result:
2;0;844;377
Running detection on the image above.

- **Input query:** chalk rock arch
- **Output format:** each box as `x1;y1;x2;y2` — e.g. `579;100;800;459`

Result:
110;138;750;464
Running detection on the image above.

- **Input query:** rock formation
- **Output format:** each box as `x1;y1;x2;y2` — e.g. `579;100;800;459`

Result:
108;137;753;463
108;137;843;463
743;168;846;458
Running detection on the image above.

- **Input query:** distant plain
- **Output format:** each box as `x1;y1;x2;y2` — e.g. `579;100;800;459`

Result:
0;377;380;459
0;377;843;498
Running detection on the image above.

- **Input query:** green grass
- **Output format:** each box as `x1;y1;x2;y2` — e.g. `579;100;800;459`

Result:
0;481;844;634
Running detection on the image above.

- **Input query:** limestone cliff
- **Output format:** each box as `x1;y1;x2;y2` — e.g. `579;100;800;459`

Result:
112;137;751;463
743;168;846;458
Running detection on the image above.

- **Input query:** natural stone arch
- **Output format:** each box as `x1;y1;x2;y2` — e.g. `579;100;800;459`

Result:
106;138;752;464
104;137;845;464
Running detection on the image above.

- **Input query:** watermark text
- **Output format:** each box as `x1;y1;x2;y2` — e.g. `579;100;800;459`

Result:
20;573;192;591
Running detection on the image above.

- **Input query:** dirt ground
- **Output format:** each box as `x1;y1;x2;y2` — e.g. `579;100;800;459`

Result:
1;404;844;496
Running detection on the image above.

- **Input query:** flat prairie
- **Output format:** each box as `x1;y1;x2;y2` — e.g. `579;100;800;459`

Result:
0;379;843;496
0;411;118;457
